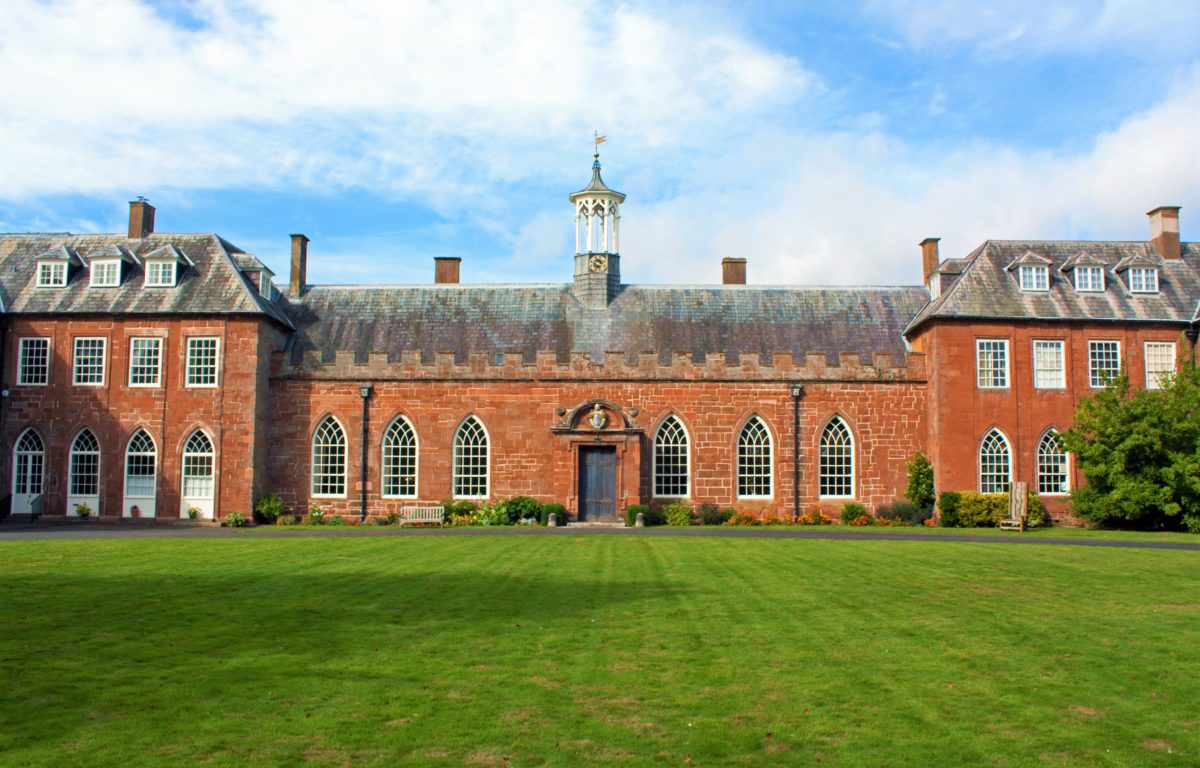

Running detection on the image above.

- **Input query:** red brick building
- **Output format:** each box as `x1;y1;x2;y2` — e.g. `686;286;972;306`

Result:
0;162;1195;524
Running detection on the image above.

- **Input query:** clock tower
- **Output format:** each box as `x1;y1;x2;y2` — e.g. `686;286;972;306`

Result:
569;149;625;308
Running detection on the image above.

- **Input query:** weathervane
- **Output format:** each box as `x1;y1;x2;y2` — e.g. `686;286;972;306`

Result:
593;129;606;159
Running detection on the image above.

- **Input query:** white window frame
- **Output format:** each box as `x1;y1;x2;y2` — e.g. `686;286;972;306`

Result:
452;416;490;499
1128;268;1158;294
90;260;121;287
1036;429;1070;496
1032;340;1066;390
1074;266;1105;292
181;430;216;500
1088;340;1121;389
69;428;101;498
652;415;690;499
72;337;107;387
976;339;1010;389
1144;341;1176;391
124;429;158;499
978;428;1012;495
128;337;163;388
1018;265;1048;291
185;337;220;388
736;416;774;500
311;416;347;498
17;337;50;386
381;416;418;499
818;416;855;499
37;261;67;287
145;260;177;288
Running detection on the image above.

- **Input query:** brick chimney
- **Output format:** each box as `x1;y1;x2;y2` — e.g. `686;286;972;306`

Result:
435;257;461;284
1148;206;1181;260
722;258;746;285
920;238;941;286
128;198;155;239
289;234;309;295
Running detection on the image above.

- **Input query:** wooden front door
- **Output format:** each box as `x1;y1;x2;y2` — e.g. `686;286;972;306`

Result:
578;446;617;522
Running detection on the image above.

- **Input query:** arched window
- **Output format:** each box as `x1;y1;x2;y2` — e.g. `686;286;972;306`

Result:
382;416;417;498
1037;430;1069;495
182;430;215;499
979;428;1011;494
453;416;488;498
311;416;347;497
14;429;45;496
124;429;157;497
653;416;689;497
819;417;854;498
737;416;773;498
70;429;100;496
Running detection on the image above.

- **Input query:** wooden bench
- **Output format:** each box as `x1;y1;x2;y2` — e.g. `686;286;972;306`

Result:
399;505;445;527
999;482;1028;531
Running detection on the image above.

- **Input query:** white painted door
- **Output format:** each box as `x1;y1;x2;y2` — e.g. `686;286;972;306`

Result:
123;429;157;518
12;429;44;515
68;429;101;516
180;431;215;520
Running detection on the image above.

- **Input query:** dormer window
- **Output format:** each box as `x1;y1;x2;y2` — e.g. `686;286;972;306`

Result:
1128;267;1158;294
1074;266;1105;292
1018;265;1048;291
145;260;176;287
37;262;67;287
90;260;121;287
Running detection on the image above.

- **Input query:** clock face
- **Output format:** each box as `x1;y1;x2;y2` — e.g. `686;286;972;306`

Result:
588;254;608;273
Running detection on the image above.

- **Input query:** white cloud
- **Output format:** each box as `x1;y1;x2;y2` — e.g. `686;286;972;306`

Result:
0;0;811;199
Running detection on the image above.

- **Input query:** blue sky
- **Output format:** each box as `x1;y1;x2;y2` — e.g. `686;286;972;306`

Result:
1;1;1197;287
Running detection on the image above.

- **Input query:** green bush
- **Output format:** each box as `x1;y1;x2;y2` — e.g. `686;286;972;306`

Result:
225;512;248;528
307;505;326;525
904;452;935;514
937;491;962;527
626;503;649;526
328;515;345;526
720;508;738;524
74;503;92;518
540;503;566;525
502;496;542;525
1028;494;1047;528
956;493;1005;527
664;501;694;527
254;493;285;524
840;502;866;524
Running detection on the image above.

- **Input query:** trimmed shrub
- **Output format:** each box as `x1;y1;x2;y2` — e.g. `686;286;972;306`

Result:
664;501;694;527
840;502;867;524
937;491;962;528
904;452;935;514
1028;494;1048;528
720;508;737;524
307;505;326;525
540;503;566;526
626;503;649;526
697;503;726;526
254;493;285;524
884;499;928;526
328;515;345;526
225;512;248;528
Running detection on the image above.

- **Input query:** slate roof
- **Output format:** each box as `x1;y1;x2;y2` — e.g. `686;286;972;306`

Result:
905;240;1200;336
282;283;928;365
0;233;293;328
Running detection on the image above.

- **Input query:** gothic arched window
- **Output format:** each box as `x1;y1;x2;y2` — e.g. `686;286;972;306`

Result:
382;416;418;498
819;417;854;498
979;428;1011;494
737;417;773;498
453;417;489;498
311;416;347;497
653;416;689;497
1037;430;1069;495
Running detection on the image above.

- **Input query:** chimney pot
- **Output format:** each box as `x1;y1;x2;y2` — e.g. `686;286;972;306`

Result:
920;238;941;287
1147;206;1181;260
435;257;461;284
289;234;309;296
721;257;746;285
128;198;155;239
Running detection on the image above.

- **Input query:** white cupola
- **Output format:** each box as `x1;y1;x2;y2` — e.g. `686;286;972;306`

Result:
569;148;626;308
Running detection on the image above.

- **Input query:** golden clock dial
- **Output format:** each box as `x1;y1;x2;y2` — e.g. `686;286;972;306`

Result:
588;254;608;273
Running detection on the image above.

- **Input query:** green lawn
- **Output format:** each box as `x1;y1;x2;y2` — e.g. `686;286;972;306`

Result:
1;536;1196;767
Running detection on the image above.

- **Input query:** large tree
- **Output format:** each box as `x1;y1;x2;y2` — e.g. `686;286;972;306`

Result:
1063;341;1200;532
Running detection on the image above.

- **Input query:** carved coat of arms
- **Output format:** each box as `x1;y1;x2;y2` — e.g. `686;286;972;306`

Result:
588;404;608;429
